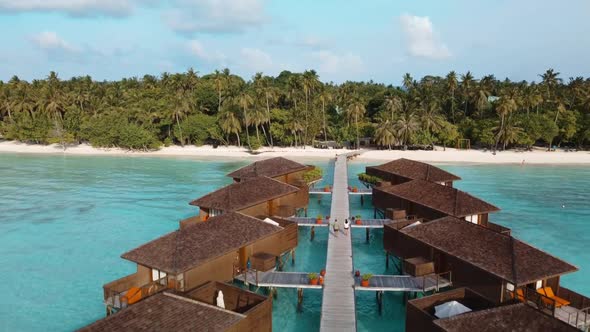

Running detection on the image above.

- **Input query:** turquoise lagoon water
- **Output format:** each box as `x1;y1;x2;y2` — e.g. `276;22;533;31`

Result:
0;154;589;332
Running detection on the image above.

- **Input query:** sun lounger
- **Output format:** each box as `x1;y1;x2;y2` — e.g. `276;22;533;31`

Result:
537;287;570;307
509;288;525;302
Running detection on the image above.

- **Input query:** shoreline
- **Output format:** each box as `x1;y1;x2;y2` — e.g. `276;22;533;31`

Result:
1;141;589;164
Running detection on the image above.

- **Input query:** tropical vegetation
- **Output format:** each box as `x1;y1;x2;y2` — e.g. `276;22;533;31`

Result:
1;69;589;151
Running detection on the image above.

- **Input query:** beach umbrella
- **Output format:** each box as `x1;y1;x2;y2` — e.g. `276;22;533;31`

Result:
434;301;471;319
216;290;225;309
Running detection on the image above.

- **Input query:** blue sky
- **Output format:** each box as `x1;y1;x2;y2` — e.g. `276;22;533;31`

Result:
1;0;589;84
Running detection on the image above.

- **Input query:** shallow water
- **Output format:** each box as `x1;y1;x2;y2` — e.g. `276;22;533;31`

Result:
0;154;588;331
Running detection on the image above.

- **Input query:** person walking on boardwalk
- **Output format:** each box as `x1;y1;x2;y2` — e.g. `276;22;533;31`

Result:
344;218;350;236
333;218;340;237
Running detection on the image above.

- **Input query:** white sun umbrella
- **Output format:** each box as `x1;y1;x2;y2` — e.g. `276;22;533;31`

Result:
216;290;225;309
434;301;471;319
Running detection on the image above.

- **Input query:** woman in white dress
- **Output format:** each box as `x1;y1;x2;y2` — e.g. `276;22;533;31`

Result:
344;219;350;236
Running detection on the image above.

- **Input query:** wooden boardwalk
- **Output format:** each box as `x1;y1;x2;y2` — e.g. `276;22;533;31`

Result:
235;271;322;289
354;274;451;292
320;154;356;332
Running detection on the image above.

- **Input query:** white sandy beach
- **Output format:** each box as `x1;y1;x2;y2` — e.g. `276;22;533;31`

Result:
1;140;589;164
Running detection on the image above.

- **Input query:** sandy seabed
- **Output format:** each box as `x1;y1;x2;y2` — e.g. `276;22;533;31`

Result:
1;141;589;164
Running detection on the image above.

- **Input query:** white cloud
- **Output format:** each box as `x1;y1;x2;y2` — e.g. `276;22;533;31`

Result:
31;31;79;53
311;50;363;74
0;0;144;17
163;0;267;34
186;40;227;64
239;47;273;71
399;14;451;60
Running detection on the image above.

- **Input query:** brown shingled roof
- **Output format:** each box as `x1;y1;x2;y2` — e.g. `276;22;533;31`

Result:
189;176;299;211
367;158;461;183
121;212;282;273
375;179;500;217
401;217;578;285
78;292;244;332
227;157;308;180
434;303;578;331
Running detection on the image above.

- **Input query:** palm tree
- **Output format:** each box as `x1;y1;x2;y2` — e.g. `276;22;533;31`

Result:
318;89;333;142
237;90;254;149
374;120;396;149
494;94;518;151
170;91;193;146
301;70;320;146
384;95;402;122
460;71;475;117
346;99;366;149
539;68;562;101
420;100;444;146
0;85;13;123
395;111;420;146
40;72;66;148
219;111;241;147
445;71;458;122
253;73;277;147
250;107;268;143
402;73;414;92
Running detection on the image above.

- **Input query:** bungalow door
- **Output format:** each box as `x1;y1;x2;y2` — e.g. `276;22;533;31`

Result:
433;252;446;273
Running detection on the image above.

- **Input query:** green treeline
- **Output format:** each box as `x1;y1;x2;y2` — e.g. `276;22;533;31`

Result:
1;68;589;151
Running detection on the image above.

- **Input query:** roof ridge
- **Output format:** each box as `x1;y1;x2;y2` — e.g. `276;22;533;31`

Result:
509;235;518;284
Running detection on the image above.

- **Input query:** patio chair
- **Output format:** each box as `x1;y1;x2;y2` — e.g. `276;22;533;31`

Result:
537;287;570;307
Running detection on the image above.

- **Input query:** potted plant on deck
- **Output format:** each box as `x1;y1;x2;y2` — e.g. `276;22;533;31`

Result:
361;273;373;287
355;215;362;225
316;214;323;224
324;185;331;192
308;272;319;285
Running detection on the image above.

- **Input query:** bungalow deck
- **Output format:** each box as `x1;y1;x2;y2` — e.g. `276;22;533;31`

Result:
354;274;452;292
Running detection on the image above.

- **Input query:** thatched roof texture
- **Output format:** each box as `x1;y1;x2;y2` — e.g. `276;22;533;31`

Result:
227;157;308;180
434;303;578;331
122;212;282;274
375;179;500;217
367;158;461;183
190;176;299;211
400;217;577;285
78;292;244;332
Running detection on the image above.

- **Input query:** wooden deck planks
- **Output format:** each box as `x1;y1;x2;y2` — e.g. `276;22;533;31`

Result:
320;154;357;332
235;271;322;289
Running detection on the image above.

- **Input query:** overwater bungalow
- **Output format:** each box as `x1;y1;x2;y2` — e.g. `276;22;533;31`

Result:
406;287;579;332
81;282;271;331
227;157;314;187
184;176;309;225
102;212;297;313
384;216;590;324
365;158;461;187
372;179;503;230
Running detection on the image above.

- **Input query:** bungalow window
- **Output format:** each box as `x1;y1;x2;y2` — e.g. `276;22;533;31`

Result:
535;280;543;289
209;209;223;217
464;215;479;224
506;283;515;291
151;269;167;282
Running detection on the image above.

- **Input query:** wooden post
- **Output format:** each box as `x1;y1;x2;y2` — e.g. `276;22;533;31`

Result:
304;208;308;217
376;291;383;315
374;208;377;218
291;249;295;265
386;252;389;269
366;228;370;243
311;226;315;241
361;195;364;206
297;288;303;313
